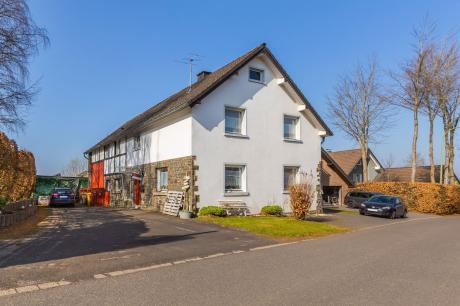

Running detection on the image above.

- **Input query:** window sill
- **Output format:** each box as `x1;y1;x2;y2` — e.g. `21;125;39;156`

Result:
248;79;266;85
283;138;302;144
224;133;249;139
224;191;249;197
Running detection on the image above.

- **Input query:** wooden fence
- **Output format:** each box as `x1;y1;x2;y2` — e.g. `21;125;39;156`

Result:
0;199;37;228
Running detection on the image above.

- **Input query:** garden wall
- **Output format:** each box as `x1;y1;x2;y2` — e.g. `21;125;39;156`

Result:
356;182;460;215
0;199;37;228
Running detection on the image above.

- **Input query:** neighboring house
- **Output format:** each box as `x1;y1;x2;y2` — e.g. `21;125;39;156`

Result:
84;43;332;214
320;148;354;206
375;165;460;184
328;148;383;184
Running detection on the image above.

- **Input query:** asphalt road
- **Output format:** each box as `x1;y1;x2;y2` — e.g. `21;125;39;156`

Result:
0;207;272;289
3;212;459;305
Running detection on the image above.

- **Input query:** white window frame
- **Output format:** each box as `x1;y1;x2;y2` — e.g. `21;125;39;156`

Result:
283;166;300;192
133;135;141;151
224;106;247;136
283;115;300;141
157;168;168;192
224;164;247;194
248;67;264;83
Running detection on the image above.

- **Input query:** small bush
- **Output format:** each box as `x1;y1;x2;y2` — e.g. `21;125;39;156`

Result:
261;205;283;216
199;206;227;217
289;173;316;219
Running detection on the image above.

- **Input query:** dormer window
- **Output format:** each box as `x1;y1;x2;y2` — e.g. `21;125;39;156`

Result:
249;67;264;83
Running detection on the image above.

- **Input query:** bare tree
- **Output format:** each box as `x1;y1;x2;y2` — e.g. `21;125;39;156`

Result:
328;58;392;182
404;152;426;167
62;157;87;177
390;23;434;183
431;38;460;184
0;0;48;132
382;153;396;168
421;47;440;183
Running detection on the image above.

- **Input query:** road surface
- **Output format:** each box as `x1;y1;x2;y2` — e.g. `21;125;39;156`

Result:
2;212;459;305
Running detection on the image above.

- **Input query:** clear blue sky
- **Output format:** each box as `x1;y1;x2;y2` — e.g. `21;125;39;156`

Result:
10;0;460;175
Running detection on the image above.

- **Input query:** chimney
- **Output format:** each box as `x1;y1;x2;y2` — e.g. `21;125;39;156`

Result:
196;70;211;82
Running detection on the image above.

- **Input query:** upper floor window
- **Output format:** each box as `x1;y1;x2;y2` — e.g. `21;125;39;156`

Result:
133;136;141;151
225;107;246;135
249;67;264;83
284;115;300;140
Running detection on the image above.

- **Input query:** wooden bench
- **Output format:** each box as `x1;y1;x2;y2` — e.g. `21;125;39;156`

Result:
218;200;249;216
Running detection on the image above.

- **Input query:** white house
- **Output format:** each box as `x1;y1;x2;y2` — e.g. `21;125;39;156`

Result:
85;43;332;214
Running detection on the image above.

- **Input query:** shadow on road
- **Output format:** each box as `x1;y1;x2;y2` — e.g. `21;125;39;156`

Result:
0;208;217;268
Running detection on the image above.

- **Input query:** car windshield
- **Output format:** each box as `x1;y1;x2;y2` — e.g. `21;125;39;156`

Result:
369;196;394;204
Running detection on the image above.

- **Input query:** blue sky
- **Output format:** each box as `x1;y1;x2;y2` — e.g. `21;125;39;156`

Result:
10;0;460;175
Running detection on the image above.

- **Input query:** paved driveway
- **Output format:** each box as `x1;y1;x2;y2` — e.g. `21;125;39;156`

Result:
0;207;273;289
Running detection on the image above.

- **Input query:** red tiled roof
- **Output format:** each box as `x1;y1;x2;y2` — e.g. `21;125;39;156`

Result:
375;165;459;183
328;149;362;175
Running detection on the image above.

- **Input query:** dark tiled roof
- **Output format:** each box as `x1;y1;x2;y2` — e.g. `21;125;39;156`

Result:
375;165;459;183
86;43;332;153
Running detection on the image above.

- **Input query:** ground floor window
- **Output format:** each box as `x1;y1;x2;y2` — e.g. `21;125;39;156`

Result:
225;165;246;193
157;168;168;191
283;166;299;191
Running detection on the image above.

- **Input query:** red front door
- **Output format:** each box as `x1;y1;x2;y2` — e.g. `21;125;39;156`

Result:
134;180;140;206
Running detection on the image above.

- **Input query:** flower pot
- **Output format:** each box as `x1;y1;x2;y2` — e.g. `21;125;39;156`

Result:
179;211;193;219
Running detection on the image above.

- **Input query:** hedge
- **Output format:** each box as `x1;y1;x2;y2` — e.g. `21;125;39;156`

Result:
261;205;283;216
199;206;227;217
355;182;460;215
0;132;36;202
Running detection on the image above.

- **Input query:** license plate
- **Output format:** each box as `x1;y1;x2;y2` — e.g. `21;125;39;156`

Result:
60;195;68;199
367;208;378;212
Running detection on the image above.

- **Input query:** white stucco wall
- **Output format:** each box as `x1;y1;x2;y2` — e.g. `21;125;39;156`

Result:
192;57;323;213
126;110;192;167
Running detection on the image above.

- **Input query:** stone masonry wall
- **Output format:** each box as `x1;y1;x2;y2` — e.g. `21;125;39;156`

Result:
136;156;195;212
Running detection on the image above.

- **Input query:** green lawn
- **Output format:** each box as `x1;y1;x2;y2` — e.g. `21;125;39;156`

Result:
198;216;348;239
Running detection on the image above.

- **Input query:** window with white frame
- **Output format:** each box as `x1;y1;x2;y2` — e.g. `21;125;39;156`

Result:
283;115;300;140
225;165;246;193
249;67;264;83
225;107;246;135
157;168;168;191
283;166;299;191
133;136;141;151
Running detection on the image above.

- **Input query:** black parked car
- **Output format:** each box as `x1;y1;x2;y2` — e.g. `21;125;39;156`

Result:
345;191;383;208
359;195;407;219
49;187;76;207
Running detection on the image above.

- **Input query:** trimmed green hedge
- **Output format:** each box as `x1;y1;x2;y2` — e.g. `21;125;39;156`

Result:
199;206;227;217
261;205;283;216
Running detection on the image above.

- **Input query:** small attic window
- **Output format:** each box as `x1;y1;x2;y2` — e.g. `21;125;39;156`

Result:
249;67;264;83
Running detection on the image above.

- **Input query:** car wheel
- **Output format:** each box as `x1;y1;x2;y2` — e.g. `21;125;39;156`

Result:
401;210;408;218
389;210;396;219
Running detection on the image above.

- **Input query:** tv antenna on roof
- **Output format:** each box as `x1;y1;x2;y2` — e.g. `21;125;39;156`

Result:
175;53;202;93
